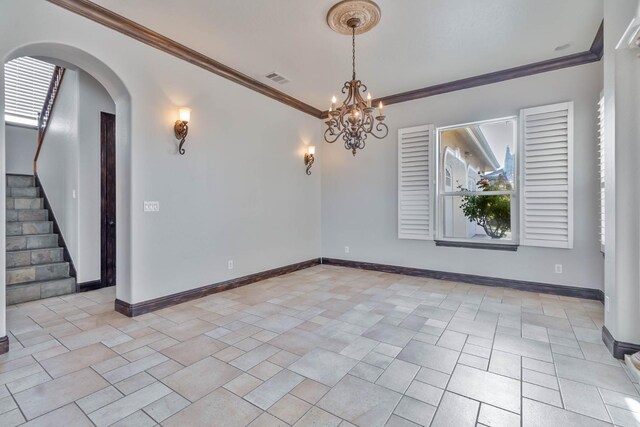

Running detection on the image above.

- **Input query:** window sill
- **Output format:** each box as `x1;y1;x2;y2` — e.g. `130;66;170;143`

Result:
5;121;38;130
435;240;518;251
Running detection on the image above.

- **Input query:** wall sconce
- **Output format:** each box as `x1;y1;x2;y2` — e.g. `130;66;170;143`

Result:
174;107;191;155
304;146;315;175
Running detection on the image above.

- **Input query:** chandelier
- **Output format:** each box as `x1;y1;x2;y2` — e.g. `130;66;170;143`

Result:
324;1;388;156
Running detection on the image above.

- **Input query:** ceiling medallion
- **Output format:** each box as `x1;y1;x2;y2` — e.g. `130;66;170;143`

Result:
324;0;388;156
326;0;381;35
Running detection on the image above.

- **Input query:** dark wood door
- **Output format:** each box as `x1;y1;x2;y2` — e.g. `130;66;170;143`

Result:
101;112;116;287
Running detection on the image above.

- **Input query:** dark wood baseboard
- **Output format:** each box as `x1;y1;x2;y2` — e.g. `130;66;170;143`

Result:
115;258;322;317
0;336;9;355
602;326;640;360
77;280;104;292
321;258;605;302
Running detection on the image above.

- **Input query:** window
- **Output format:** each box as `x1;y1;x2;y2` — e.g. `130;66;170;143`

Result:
4;57;55;128
398;102;573;248
437;118;517;244
598;92;605;252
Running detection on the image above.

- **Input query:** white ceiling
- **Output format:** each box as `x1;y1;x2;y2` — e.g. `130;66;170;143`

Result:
91;0;603;109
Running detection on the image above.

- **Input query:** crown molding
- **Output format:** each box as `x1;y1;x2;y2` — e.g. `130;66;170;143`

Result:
46;0;324;118
323;19;605;116
47;1;602;119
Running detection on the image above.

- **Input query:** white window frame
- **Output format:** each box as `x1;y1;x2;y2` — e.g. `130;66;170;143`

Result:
435;116;519;245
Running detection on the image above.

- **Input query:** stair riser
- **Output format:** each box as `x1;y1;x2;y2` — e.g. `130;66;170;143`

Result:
6;198;44;210
6;176;35;188
7;187;39;198
7;263;70;285
6;248;64;268
6;221;53;236
7;209;49;222
7;278;76;305
6;235;58;251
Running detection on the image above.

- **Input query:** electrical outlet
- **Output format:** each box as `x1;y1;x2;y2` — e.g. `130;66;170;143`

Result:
228;260;234;270
344;246;350;254
144;201;160;212
555;264;563;274
605;296;610;312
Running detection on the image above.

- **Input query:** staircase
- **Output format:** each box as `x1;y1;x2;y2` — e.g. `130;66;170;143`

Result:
6;174;75;305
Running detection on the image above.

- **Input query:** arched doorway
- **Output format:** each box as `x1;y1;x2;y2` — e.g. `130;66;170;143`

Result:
1;43;133;350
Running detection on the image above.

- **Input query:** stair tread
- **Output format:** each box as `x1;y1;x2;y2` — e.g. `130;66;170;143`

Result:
6;261;69;271
7;233;58;238
7;221;53;223
7;276;75;287
6;234;61;250
5;248;63;254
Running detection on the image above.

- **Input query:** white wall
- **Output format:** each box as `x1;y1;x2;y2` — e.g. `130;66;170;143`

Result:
38;68;115;283
603;0;640;345
5;124;37;175
0;0;322;317
322;62;604;290
37;68;80;277
78;70;116;282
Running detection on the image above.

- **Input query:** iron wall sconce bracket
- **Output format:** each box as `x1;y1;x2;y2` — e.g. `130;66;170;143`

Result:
304;146;315;175
174;120;189;155
174;107;191;155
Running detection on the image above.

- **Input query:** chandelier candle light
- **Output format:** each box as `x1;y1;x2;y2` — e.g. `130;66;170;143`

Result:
324;0;388;156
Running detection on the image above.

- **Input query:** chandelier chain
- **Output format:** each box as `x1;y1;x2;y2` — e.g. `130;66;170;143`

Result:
352;26;356;80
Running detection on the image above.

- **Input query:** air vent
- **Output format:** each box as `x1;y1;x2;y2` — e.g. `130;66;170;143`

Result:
264;72;290;85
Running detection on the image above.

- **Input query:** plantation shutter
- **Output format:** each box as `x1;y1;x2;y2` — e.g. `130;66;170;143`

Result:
520;102;574;248
398;124;435;240
597;93;605;252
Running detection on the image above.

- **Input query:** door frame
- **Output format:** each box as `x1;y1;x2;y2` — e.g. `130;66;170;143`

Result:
100;111;116;287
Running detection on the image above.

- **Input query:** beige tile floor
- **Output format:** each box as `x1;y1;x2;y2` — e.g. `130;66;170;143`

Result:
1;265;639;426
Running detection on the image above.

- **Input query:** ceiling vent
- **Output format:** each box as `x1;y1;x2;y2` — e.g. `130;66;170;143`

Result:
264;72;290;85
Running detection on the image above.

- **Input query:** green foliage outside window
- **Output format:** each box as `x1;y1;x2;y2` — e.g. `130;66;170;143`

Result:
460;175;512;239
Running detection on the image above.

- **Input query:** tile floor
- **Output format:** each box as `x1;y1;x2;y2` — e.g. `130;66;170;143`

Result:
1;265;639;426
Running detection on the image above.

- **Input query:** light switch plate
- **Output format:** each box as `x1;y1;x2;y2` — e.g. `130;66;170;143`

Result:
144;201;160;212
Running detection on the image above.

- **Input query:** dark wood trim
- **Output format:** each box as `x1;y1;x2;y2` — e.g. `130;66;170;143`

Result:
590;20;604;60
435;240;518;252
370;51;600;110
114;258;322;317
0;336;8;355
77;280;102;293
46;0;322;119
47;1;603;117
321;258;604;302
35;175;77;279
320;21;605;118
100;112;116;289
602;325;640;360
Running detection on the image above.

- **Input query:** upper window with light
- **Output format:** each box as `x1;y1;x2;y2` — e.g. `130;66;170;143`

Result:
4;57;55;128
